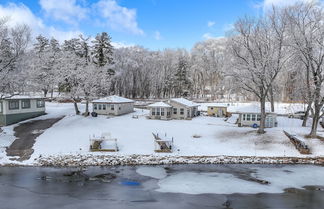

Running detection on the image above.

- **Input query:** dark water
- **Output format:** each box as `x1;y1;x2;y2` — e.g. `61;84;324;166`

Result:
0;164;323;209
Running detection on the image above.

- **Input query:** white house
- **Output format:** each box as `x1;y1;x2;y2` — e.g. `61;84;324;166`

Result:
0;95;46;126
147;98;199;120
237;105;277;128
148;102;172;120
92;95;134;116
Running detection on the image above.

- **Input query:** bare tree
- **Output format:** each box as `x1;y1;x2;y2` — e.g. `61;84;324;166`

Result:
285;2;324;137
227;8;289;134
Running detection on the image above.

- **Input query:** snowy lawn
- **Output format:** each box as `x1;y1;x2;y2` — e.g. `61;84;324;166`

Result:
25;102;324;162
1;101;323;165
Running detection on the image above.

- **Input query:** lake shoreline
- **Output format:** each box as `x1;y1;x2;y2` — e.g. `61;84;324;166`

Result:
2;154;324;167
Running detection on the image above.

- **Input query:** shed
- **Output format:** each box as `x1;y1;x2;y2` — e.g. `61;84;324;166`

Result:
237;105;277;128
92;95;134;116
147;102;172;120
207;104;228;117
0;95;46;126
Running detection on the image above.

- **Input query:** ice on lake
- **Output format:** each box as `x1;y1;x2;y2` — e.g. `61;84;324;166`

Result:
136;166;167;179
155;165;324;195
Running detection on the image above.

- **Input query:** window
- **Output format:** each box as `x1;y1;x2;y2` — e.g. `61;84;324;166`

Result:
210;107;214;110
36;100;45;108
98;104;102;110
173;108;177;114
119;107;121;110
94;104;97;110
187;109;190;116
103;104;106;110
246;114;251;121
152;108;155;115
167;111;170;116
9;100;19;110
243;114;246;120
111;105;114;110
257;114;261;121
252;114;256;121
180;108;184;115
156;107;160;116
0;101;2;113
22;100;31;109
161;108;165;116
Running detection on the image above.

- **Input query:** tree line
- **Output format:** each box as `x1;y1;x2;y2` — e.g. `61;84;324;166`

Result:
0;1;324;136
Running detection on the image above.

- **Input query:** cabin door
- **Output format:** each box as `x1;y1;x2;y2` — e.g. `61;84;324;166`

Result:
217;109;223;117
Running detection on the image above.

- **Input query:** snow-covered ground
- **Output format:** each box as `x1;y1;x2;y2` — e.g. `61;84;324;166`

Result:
0;101;323;165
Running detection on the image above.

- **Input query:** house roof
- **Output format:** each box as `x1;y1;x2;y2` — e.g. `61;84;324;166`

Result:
236;104;271;113
2;95;44;100
92;95;134;103
148;102;172;108
207;104;228;108
170;98;199;107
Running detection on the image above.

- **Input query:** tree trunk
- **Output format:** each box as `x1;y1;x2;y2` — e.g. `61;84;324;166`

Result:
73;101;80;115
269;86;275;112
309;105;321;138
84;100;89;116
302;101;312;127
258;97;266;134
43;89;48;98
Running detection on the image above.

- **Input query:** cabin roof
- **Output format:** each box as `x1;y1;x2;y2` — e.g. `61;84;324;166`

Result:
92;95;134;103
170;98;199;107
148;102;172;108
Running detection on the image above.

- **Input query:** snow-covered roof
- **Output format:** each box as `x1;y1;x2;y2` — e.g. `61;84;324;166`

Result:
170;98;199;107
236;104;271;113
2;95;44;100
92;95;134;103
207;104;228;108
148;102;172;108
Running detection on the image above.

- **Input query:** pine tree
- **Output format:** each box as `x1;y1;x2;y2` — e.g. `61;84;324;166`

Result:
92;32;114;67
174;56;191;97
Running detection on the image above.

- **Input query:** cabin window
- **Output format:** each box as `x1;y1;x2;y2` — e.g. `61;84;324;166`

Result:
180;108;184;115
98;104;102;110
36;100;45;108
111;105;114;110
173;108;177;114
161;108;165;116
257;114;261;121
9;100;19;110
94;104;97;110
252;114;256;121
246;114;251;121
156;107;160;116
102;104;106;110
22;100;31;109
152;108;155;115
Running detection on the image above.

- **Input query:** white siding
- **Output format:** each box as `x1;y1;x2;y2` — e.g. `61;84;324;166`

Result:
93;102;134;116
3;99;45;115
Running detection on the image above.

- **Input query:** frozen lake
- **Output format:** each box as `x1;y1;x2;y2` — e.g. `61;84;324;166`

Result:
0;164;324;209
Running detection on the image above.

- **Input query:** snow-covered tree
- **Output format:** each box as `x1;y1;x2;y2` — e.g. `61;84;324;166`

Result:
227;7;290;134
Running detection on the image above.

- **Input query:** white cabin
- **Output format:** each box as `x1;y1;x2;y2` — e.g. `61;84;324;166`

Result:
92;95;134;116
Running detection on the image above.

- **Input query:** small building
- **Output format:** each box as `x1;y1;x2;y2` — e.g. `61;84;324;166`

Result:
168;98;199;120
147;102;172;120
207;104;228;117
92;95;134;116
0;95;46;126
237;105;277;128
